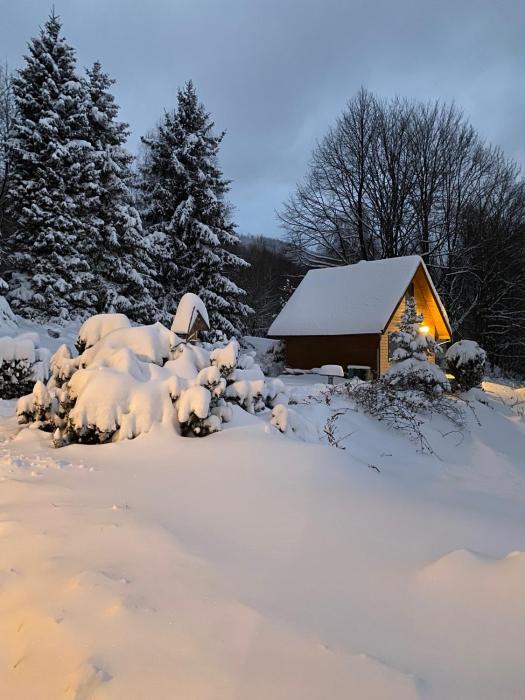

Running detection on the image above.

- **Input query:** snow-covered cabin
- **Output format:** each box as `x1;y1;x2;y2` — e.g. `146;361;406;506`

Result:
268;256;451;376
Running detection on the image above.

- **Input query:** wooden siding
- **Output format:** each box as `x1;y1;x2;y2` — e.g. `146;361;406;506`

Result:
379;266;445;374
283;334;381;373
275;261;451;376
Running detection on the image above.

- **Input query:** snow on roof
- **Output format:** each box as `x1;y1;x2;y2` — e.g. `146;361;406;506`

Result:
171;293;210;335
268;255;448;336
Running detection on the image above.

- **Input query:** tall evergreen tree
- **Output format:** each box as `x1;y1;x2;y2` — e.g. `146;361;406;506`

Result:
84;61;159;322
139;81;251;335
3;12;98;321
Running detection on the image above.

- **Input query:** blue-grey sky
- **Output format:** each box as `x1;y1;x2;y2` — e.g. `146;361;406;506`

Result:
2;0;524;237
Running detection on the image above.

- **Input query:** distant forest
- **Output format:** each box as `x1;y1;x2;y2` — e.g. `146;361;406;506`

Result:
231;235;304;337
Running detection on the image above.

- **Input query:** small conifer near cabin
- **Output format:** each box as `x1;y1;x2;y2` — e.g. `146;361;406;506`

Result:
385;296;449;394
390;296;436;362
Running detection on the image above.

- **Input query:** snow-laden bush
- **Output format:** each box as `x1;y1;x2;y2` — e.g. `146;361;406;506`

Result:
384;357;450;396
75;313;131;353
445;340;486;391
211;339;286;413
271;403;314;441
344;379;463;453
0;333;51;399
17;380;54;425
17;312;286;446
384;296;449;395
242;336;284;376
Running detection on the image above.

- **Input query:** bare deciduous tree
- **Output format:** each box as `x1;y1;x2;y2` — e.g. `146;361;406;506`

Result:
280;90;525;373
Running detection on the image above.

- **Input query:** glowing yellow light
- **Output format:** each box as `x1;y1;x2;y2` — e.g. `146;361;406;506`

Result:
419;325;430;334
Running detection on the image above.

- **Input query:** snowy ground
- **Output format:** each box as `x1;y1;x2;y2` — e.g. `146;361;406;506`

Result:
0;369;524;698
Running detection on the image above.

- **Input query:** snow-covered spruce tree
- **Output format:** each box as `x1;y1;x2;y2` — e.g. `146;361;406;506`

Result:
139;81;252;334
3;13;99;321
384;296;449;394
0;62;16;237
84;62;160;323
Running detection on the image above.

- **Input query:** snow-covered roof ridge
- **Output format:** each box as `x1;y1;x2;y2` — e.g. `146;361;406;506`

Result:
172;293;210;335
268;255;448;337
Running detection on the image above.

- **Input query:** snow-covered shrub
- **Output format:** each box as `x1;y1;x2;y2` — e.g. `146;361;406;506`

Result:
242;336;284;376
75;313;131;353
271;403;314;441
445;340;486;391
0;334;51;399
210;339;240;374
346;379;463;453
18;313;284;446
16;380;54;424
80;322;177;368
212;339;287;413
49;344;78;388
384;296;449;395
384;357;450;396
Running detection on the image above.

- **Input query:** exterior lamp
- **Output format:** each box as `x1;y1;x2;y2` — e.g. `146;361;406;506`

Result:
419;325;430;334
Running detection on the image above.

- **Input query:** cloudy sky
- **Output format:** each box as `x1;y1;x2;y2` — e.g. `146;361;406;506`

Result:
2;0;524;237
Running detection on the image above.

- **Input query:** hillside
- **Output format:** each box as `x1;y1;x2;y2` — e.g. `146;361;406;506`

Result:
0;364;524;699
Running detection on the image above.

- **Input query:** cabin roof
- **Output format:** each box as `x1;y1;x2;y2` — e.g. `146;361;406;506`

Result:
172;293;210;335
268;255;451;337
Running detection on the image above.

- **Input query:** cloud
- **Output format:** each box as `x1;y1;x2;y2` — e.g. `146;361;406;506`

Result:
2;0;524;236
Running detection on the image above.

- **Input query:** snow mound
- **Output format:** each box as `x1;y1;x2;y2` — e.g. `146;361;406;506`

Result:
419;548;525;589
314;364;344;377
81;322;178;367
76;313;131;352
210;339;239;372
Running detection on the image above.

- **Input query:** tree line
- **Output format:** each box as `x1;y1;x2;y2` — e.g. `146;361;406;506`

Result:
0;13;251;335
280;89;525;374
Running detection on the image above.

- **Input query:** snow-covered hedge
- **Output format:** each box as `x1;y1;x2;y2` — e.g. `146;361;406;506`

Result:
17;313;286;446
445;340;486;391
0;333;51;399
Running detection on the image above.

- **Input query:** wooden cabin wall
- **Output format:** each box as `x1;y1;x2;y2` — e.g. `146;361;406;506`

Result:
379;273;438;374
283;334;380;372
